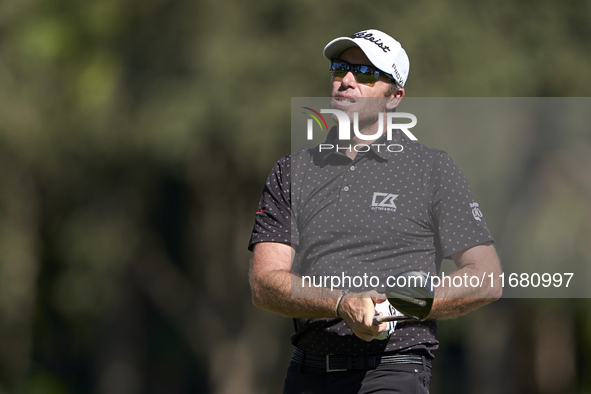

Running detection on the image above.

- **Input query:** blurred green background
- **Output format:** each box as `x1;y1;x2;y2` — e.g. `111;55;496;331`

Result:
0;0;590;393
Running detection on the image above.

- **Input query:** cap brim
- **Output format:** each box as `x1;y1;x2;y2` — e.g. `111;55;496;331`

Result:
323;37;360;60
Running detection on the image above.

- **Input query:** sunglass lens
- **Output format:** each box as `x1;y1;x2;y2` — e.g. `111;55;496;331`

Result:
330;61;379;85
331;70;348;78
330;61;348;77
354;66;378;84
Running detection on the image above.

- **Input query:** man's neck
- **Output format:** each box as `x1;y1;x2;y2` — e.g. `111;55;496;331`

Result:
343;117;386;159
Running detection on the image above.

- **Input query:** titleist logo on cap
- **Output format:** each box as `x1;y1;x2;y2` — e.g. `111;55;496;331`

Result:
350;31;390;53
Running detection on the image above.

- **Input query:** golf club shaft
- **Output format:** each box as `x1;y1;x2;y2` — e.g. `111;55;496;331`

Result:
373;315;417;325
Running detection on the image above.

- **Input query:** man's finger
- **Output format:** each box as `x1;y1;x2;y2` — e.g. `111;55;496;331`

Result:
368;290;387;303
354;331;375;342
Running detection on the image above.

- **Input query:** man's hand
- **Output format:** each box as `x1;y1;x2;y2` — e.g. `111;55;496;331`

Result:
337;291;388;342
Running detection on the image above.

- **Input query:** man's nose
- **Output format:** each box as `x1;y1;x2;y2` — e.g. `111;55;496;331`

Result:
341;71;357;87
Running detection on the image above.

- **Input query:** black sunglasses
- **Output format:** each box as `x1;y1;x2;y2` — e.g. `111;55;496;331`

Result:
329;59;392;86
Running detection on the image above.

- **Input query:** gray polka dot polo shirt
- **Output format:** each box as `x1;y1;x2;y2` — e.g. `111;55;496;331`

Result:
249;129;493;358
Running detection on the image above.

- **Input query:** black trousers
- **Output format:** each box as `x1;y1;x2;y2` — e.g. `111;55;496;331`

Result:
283;359;432;394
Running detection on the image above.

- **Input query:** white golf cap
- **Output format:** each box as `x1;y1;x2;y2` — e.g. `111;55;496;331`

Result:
323;29;410;87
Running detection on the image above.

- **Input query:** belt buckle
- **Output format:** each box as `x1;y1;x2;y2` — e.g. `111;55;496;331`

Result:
326;354;347;372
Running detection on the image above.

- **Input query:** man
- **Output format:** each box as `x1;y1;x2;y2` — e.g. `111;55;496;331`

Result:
248;29;502;394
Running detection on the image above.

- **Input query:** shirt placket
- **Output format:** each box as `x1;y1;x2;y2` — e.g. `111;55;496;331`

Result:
337;157;363;207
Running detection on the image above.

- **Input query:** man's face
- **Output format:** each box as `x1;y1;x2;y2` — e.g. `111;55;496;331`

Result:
330;47;394;99
329;47;404;130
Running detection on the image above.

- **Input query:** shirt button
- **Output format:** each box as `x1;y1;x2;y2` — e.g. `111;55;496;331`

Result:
343;186;350;192
350;166;355;171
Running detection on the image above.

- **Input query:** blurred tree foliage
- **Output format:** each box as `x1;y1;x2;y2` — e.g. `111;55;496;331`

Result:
0;0;590;393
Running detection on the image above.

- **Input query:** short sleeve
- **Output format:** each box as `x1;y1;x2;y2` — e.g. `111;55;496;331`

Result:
430;152;493;259
248;155;298;251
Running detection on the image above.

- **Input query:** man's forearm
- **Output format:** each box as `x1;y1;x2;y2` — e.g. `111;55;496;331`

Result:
249;242;345;318
250;267;341;318
429;274;501;320
428;243;503;320
249;242;388;342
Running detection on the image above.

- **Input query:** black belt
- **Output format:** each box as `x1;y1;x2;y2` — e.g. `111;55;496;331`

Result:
292;347;432;372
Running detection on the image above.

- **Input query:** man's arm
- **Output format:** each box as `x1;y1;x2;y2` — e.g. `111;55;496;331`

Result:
249;242;387;342
429;241;502;320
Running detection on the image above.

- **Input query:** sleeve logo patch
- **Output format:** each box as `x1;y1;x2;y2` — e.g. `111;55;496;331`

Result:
371;192;399;212
470;202;483;221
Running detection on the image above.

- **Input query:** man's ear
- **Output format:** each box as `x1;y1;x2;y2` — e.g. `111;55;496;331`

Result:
386;87;405;110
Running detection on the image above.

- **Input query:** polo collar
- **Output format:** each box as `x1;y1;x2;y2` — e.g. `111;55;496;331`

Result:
315;126;405;165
